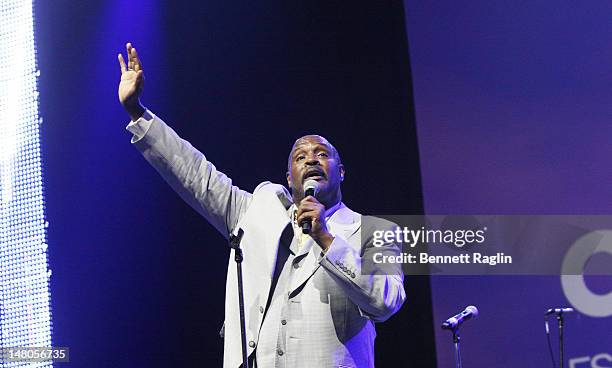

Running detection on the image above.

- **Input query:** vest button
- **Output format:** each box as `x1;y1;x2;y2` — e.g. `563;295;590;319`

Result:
249;341;256;348
277;349;284;356
281;319;287;325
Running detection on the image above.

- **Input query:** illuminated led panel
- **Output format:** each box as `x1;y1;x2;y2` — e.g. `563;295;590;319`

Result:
0;0;53;367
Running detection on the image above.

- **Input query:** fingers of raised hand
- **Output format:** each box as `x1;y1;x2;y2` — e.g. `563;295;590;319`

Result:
131;46;142;71
125;43;134;70
119;43;144;75
118;53;127;73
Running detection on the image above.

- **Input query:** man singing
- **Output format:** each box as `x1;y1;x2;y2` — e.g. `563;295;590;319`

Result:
117;42;405;368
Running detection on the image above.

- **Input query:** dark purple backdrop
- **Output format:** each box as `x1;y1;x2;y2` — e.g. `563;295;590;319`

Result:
404;1;612;367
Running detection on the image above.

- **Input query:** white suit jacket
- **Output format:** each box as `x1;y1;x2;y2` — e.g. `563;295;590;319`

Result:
128;111;406;368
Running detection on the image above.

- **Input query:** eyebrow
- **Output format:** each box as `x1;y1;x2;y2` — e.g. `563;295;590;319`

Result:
292;144;331;158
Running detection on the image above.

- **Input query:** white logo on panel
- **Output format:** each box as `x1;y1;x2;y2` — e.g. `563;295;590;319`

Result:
561;230;612;318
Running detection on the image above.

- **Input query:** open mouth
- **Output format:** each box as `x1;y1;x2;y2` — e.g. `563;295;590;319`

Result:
303;170;326;182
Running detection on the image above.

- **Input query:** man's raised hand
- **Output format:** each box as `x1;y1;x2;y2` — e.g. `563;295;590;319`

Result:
118;42;145;121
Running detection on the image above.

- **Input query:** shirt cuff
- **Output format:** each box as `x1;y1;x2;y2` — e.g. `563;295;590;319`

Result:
125;109;155;143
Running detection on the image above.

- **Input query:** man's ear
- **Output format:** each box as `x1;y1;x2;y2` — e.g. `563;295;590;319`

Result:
339;164;345;182
286;171;293;189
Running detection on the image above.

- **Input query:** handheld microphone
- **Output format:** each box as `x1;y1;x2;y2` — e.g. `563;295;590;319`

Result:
301;179;320;234
441;306;479;330
545;307;574;316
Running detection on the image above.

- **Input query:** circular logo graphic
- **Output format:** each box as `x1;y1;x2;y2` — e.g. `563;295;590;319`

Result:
561;230;612;318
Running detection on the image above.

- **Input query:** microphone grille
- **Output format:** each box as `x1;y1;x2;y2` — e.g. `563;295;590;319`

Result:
466;305;479;318
303;179;320;195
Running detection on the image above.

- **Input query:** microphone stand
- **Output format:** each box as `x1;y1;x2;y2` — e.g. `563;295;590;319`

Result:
556;313;565;368
451;327;462;368
229;229;249;368
442;306;478;368
546;308;571;368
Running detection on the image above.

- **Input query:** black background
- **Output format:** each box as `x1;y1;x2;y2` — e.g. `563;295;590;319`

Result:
36;1;435;366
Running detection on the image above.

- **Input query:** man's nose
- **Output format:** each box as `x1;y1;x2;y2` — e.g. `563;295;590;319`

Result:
305;154;320;165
